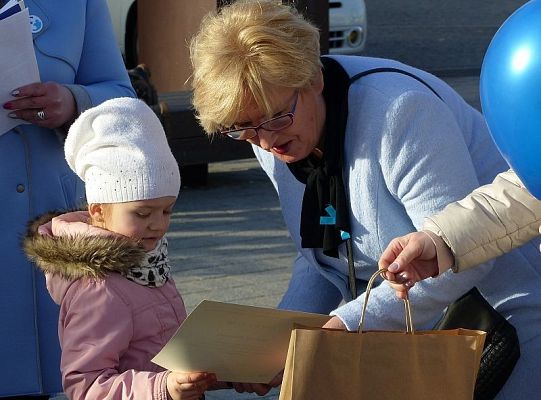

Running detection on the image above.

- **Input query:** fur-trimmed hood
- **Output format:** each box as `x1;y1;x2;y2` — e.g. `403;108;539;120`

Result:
23;211;146;282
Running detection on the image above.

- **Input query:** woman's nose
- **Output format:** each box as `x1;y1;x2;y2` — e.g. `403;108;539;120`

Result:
254;129;276;151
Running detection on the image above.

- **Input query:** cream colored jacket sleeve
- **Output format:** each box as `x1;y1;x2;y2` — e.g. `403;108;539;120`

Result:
423;169;541;272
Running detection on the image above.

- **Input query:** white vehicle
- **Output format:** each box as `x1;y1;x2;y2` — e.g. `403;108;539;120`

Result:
107;0;367;67
329;0;367;55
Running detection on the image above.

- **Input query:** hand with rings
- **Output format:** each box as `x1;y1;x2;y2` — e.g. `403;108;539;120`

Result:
3;81;77;129
167;371;217;400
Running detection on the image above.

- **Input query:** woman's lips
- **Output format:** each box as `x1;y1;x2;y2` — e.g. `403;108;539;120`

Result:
272;141;292;155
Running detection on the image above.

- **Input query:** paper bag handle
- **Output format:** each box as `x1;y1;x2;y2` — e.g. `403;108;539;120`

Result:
356;268;414;334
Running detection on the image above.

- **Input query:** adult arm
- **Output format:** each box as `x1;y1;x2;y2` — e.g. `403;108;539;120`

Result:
61;282;168;400
332;90;501;331
67;0;135;112
424;169;541;271
5;0;134;129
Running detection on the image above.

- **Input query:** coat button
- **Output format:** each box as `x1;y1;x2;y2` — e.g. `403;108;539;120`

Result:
16;184;25;193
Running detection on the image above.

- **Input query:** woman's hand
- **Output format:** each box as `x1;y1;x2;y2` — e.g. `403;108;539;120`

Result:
3;82;77;129
166;371;216;400
322;316;347;330
229;371;283;396
379;231;440;299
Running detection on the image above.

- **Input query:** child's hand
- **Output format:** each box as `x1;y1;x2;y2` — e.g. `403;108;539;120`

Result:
379;231;440;299
167;371;216;400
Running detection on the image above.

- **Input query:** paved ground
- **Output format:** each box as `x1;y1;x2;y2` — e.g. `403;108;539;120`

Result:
363;0;527;73
51;74;480;400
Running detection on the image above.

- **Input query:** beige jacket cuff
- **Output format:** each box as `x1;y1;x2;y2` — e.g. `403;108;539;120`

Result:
423;170;541;272
422;230;456;275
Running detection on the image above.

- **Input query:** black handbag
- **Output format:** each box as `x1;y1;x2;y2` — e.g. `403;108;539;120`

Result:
433;287;520;400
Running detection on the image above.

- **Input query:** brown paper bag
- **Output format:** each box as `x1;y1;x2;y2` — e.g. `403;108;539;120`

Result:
279;270;486;400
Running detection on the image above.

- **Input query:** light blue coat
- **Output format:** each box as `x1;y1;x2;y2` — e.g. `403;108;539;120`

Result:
255;55;541;399
0;0;134;395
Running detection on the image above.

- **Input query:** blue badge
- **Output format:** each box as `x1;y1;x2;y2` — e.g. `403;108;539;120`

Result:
29;15;43;33
320;205;337;225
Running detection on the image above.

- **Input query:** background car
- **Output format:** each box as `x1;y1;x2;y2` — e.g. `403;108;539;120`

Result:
107;0;367;68
329;0;367;55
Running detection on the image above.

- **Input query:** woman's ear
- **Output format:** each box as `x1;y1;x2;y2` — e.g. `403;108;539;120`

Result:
88;203;105;225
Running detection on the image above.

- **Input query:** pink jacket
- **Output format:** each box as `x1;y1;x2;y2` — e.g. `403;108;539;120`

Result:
24;212;187;400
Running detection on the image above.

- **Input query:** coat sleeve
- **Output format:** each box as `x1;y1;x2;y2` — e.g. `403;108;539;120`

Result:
65;0;135;113
332;90;502;331
60;281;169;400
423;169;541;272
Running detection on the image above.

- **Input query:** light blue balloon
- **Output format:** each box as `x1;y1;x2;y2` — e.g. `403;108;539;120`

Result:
480;0;541;198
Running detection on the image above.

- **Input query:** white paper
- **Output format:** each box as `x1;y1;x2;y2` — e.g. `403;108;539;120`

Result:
152;300;331;383
0;0;21;16
0;7;40;136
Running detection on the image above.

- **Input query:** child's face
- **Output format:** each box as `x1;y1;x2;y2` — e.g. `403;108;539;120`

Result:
91;196;177;251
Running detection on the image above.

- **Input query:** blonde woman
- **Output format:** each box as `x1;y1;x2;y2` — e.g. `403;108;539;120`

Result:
190;1;541;397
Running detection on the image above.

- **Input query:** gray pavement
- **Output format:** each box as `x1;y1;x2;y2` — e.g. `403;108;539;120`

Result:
171;159;290;400
52;74;480;400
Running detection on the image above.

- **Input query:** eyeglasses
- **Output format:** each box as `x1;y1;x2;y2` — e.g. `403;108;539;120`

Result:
219;92;299;140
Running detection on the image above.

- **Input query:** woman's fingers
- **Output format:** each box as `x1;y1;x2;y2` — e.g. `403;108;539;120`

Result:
4;82;76;129
322;316;347;330
379;232;441;298
268;370;283;387
231;382;273;396
11;82;49;98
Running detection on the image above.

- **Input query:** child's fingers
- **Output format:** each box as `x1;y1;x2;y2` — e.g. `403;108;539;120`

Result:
169;371;216;400
178;379;212;392
172;371;215;385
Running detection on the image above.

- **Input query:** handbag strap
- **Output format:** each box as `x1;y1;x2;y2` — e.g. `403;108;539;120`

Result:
357;268;415;334
344;67;443;301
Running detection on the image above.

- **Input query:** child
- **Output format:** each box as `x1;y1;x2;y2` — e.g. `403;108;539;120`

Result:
24;98;216;400
379;169;541;298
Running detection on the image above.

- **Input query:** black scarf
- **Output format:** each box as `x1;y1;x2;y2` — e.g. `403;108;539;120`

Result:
287;59;445;259
287;57;352;258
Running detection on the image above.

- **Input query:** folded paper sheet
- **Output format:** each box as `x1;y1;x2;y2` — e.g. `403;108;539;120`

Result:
152;300;331;383
0;6;40;136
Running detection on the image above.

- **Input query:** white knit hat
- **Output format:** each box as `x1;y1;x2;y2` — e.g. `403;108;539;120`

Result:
65;97;181;203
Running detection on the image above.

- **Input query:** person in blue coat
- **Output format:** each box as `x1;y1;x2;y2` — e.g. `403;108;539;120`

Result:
189;1;541;398
0;0;135;397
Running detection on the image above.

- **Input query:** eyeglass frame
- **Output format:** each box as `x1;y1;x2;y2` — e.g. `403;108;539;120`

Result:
218;91;299;140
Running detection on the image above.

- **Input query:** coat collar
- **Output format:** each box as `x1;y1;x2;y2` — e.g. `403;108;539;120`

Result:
24;212;146;281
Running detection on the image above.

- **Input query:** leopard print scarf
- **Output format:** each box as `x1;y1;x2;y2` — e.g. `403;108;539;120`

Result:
124;237;171;287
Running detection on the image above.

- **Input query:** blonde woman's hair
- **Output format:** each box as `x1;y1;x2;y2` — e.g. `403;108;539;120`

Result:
190;0;322;134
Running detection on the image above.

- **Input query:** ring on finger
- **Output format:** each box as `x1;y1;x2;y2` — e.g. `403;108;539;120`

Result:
36;110;46;120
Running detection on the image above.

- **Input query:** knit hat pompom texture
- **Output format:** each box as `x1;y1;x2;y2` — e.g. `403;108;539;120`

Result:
65;98;181;203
